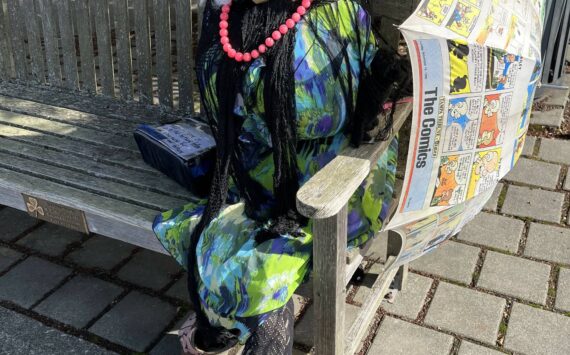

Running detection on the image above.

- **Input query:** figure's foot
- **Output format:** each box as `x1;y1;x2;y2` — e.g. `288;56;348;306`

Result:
179;311;238;354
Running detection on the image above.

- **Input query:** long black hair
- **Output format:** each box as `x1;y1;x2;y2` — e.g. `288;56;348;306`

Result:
189;0;410;349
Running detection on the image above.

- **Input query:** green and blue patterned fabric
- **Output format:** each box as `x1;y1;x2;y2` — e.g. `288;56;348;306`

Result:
153;0;398;342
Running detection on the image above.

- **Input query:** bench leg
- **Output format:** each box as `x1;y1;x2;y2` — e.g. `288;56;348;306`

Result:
312;205;347;355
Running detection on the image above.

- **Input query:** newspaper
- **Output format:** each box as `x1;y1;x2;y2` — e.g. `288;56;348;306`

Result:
384;0;544;268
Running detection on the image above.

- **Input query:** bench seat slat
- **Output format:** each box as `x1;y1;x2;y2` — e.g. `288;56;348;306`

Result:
0;136;193;200
0;167;166;253
0;150;188;211
0;110;140;152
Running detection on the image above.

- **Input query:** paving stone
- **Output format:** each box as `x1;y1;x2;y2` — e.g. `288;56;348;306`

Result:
0;256;71;308
410;241;480;284
151;314;189;355
0;208;39;241
539;138;570;165
483;183;503;212
369;316;454;355
17;223;84;257
352;262;384;304
34;275;124;328
458;341;504;355
537;86;569;107
0;246;22;272
504;303;570;355
425;282;505;344
565;174;570;190
521;136;536;157
501;185;564;223
90;291;177;352
117;250;182;290
525;223;570;264
294;302;360;347
477;252;550;304
504;158;561;189
0;307;115;355
380;273;432;319
530;108;564;128
165;276;189;302
555;267;570;312
67;235;136;271
457;212;523;253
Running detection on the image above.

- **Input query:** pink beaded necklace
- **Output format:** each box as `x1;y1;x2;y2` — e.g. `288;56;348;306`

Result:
219;0;311;62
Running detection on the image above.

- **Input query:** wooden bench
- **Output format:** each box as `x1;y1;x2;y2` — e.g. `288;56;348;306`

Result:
0;0;412;353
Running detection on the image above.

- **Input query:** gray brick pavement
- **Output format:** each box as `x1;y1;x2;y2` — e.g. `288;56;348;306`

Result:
504;158;561;189
116;250;182;290
17;223;84;257
501;185;564;223
165;276;189;303
0;208;38;242
556;268;570;312
504;303;570;355
457;212;523;253
483;183;503;212
67;235;136;271
477;252;550;304
458;341;504;355
294;302;360;347
521;136;536;157
0;256;71;308
424;282;505;344
539;138;570;165
34;275;124;328
381;273;432;319
0;246;22;272
530;109;564;127
525;223;570;265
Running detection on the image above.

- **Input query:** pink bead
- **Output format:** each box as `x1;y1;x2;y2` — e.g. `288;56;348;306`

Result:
223;43;232;52
272;31;281;41
265;37;275;47
221;5;230;13
220;36;230;45
302;0;311;8
219;29;228;37
296;6;306;15
243;53;251;62
228;49;236;58
279;24;288;34
258;44;267;53
220;12;229;20
219;20;228;29
292;13;301;22
286;19;295;29
251;50;259;59
235;52;243;62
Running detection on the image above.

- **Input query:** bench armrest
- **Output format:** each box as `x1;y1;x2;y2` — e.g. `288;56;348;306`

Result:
296;102;412;219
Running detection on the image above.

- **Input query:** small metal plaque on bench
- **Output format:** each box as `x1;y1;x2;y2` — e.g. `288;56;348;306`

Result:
22;194;90;234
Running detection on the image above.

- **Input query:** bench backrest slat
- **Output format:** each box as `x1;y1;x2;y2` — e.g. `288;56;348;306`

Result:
113;0;134;101
23;0;45;84
154;0;174;109
93;0;115;97
74;0;97;93
38;0;62;86
134;0;154;105
175;0;195;115
6;0;28;81
0;1;15;79
56;0;79;90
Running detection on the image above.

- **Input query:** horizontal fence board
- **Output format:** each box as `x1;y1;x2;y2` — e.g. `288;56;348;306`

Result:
134;0;153;105
6;0;28;80
113;0;134;101
175;0;195;114
38;0;62;86
93;0;115;97
75;0;97;93
56;0;79;90
0;1;14;79
153;0;174;109
0;110;140;152
0;150;187;211
23;0;45;83
0;135;193;200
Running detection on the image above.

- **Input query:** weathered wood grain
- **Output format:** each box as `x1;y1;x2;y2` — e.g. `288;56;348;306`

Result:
153;0;174;109
38;0;62;85
23;0;45;83
175;0;195;114
0;0;14;79
297;156;370;219
312;205;347;355
56;0;79;90
134;0;153;105
0;167;168;253
113;0;134;101
0;150;187;210
93;0;115;97
74;0;97;93
6;0;28;80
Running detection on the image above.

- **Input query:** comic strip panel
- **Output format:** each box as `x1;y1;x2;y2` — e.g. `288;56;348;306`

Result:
430;154;472;207
416;0;455;26
486;49;523;91
423;204;464;253
475;3;512;48
443;97;482;153
467;148;501;199
477;93;511;148
445;0;481;37
448;40;485;95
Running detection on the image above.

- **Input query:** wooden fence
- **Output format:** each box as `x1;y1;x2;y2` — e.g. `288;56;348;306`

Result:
0;0;200;114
